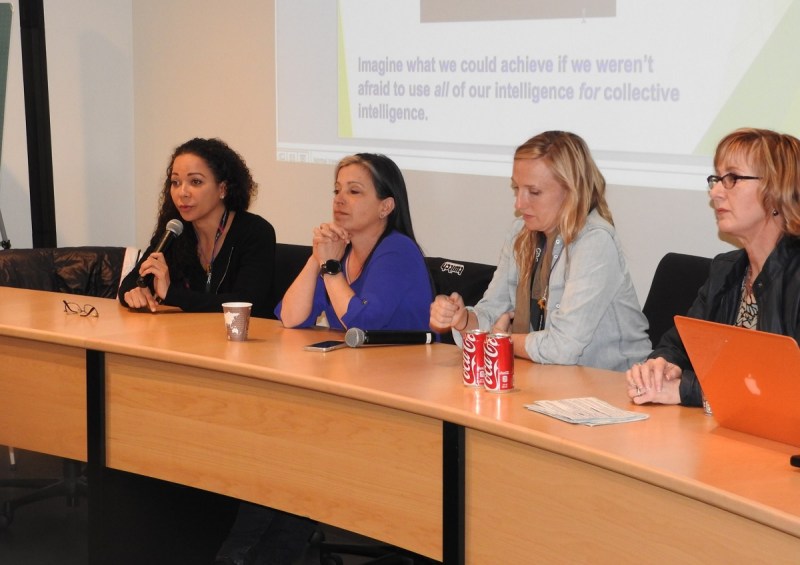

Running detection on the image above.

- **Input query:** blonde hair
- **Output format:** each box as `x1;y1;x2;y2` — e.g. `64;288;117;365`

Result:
512;131;612;288
714;128;800;236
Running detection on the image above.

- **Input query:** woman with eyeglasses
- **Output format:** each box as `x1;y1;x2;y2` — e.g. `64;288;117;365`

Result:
627;127;800;406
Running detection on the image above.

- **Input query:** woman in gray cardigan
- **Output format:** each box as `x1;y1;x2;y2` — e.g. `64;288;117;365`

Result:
430;130;650;372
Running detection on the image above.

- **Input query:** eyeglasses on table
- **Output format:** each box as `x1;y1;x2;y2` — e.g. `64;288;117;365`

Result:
63;300;99;317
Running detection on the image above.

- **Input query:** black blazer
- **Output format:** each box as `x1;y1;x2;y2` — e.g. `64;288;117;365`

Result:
652;235;800;405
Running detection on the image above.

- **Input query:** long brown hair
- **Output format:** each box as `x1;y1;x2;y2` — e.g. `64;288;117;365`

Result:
512;131;612;289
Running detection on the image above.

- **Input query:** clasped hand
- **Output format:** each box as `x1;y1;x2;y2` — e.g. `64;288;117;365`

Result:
429;292;468;332
491;311;514;334
313;222;349;264
626;357;682;405
430;294;515;335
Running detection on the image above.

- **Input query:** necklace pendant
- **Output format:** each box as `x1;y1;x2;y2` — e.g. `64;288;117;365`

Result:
537;297;547;310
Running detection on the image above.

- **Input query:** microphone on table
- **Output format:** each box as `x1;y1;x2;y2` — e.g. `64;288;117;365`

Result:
136;219;184;288
345;327;435;348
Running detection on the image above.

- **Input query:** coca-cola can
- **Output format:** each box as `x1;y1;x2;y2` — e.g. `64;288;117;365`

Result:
484;333;514;393
462;330;487;387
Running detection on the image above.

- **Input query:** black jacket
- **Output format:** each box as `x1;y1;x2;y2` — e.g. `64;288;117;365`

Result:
119;211;276;318
652;235;800;406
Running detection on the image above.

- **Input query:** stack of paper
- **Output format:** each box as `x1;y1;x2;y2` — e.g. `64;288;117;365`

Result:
525;397;649;426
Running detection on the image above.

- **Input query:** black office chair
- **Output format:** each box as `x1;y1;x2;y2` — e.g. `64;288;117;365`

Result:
642;252;712;347
269;243;313;317
311;527;439;565
426;256;496;344
0;246;132;529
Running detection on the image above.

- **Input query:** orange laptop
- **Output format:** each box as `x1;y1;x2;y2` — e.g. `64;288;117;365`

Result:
674;315;800;447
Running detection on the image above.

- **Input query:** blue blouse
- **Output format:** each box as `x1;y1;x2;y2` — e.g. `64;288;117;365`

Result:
275;231;432;331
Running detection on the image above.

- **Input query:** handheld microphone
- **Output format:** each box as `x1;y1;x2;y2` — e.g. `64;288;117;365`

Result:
345;327;435;348
136;219;184;287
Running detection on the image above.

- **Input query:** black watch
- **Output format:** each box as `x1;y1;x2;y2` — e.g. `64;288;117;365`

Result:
320;259;342;276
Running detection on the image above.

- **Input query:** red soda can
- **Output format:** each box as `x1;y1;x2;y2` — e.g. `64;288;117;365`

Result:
484;333;514;393
462;330;487;387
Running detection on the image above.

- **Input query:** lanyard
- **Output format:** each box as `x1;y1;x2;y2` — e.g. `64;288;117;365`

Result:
204;208;229;293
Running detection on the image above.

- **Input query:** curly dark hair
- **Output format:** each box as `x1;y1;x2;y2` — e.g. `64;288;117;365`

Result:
148;138;258;280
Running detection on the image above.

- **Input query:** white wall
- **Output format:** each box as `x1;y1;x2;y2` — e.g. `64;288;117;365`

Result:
0;0;134;249
131;0;278;250
1;0;733;302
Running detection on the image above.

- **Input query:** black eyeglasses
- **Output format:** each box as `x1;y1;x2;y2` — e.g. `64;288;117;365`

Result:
707;173;762;191
63;300;98;317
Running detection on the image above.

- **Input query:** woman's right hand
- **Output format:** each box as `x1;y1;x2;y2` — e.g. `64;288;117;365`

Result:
312;222;349;264
626;357;682;405
125;251;171;312
123;285;160;313
430;292;468;332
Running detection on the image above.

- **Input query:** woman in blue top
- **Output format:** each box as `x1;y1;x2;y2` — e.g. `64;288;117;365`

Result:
277;153;432;330
218;154;432;565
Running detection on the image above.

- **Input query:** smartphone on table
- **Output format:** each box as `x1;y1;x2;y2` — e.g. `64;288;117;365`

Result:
304;340;347;352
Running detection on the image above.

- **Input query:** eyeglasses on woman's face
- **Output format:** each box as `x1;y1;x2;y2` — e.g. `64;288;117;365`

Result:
706;173;762;191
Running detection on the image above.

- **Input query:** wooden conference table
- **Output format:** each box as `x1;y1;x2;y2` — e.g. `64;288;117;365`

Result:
1;287;799;563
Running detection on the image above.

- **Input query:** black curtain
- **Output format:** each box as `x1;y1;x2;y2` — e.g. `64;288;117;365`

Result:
20;0;56;247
